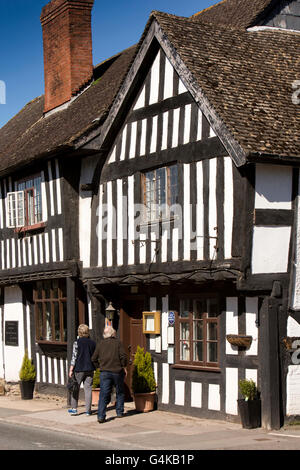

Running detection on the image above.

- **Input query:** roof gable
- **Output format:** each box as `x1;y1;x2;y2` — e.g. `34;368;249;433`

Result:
104;48;219;170
92;11;300;172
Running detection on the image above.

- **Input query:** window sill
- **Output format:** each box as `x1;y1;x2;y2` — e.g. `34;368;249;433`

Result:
15;222;47;233
139;216;179;229
172;364;221;372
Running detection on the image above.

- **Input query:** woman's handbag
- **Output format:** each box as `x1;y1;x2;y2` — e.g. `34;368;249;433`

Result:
67;375;79;397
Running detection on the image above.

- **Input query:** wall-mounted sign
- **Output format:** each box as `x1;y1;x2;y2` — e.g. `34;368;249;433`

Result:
168;311;175;326
5;321;19;347
142;311;160;334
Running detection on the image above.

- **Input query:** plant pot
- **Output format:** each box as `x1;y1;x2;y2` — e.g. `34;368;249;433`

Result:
92;388;100;406
134;391;156;412
237;399;261;429
20;380;35;400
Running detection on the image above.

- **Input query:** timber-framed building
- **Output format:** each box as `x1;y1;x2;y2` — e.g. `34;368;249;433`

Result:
0;0;300;430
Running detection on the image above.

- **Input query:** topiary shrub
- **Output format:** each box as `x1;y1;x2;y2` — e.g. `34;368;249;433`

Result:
93;369;100;389
239;379;258;401
132;346;156;394
19;350;36;382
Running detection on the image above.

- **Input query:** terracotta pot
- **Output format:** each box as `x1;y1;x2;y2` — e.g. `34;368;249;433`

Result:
92;388;100;406
134;391;156;412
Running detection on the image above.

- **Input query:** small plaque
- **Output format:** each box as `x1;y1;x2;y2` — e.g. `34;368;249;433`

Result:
5;321;19;346
168;311;175;326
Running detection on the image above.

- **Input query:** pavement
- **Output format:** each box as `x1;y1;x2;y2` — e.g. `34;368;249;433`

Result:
0;394;300;451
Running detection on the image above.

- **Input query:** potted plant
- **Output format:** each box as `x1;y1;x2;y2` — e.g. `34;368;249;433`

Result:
19;350;36;400
132;346;156;412
92;368;100;406
238;379;261;429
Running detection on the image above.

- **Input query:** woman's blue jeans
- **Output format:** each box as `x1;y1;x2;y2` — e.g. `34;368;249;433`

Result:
98;370;125;419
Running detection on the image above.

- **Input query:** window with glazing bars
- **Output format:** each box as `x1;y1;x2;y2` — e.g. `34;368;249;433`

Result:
175;298;220;368
34;280;67;344
142;164;178;222
7;175;42;228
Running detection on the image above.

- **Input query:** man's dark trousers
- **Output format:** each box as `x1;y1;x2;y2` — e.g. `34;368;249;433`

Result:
98;370;125;420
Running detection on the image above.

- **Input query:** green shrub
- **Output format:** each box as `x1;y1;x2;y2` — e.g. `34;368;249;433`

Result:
19;350;36;382
93;369;100;389
239;379;258;401
132;346;156;394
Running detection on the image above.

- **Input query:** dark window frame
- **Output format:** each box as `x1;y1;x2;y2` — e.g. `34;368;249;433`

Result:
174;296;220;370
34;279;67;345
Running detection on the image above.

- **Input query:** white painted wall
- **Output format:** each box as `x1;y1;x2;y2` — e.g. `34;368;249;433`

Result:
226;367;238;415
208;384;220;411
255;164;292;209
79;156;98;268
286;365;300;416
3;286;24;382
226;297;239;355
191;382;202;408
175;380;185;406
245;297;258;356
252;226;291;274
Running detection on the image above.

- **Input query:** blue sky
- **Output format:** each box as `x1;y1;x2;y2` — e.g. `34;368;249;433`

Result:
0;0;216;129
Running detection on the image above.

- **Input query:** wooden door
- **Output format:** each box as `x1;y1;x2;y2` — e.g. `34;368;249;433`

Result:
120;298;146;400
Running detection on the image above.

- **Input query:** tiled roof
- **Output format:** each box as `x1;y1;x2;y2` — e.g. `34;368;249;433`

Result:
0;45;137;175
151;11;300;159
192;0;277;28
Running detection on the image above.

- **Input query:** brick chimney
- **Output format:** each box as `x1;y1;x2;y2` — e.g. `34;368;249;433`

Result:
41;0;94;113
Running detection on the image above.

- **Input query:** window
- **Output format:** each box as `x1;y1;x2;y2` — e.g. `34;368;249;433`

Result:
7;175;42;228
143;164;178;222
34;280;67;343
175;297;220;368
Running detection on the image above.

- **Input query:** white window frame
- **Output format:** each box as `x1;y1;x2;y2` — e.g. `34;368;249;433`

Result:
7;191;25;228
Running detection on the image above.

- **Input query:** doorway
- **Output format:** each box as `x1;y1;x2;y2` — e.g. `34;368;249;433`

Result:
119;297;146;400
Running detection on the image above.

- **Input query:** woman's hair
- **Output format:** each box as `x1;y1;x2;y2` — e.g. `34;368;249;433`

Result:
103;325;116;339
78;324;90;338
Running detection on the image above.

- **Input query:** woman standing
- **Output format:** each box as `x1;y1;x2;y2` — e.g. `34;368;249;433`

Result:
68;324;96;416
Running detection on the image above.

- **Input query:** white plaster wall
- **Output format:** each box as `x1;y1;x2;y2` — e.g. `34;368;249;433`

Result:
3;286;24;382
79;156;98;268
225;368;238;415
0;306;4;378
208;384;220;411
245;369;257;384
175;380;185;406
287;316;300;336
286;365;300;416
245;297;258;356
162;363;169;404
191;382;202;408
255;164;292;209
252;226;291;274
226;297;239;355
291;172;300;310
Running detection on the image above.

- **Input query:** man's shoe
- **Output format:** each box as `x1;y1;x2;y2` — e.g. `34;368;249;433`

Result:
98;418;106;423
85;412;92;416
68;408;78;416
116;414;124;418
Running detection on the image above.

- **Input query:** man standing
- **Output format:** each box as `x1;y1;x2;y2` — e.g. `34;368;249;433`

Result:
92;325;127;423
